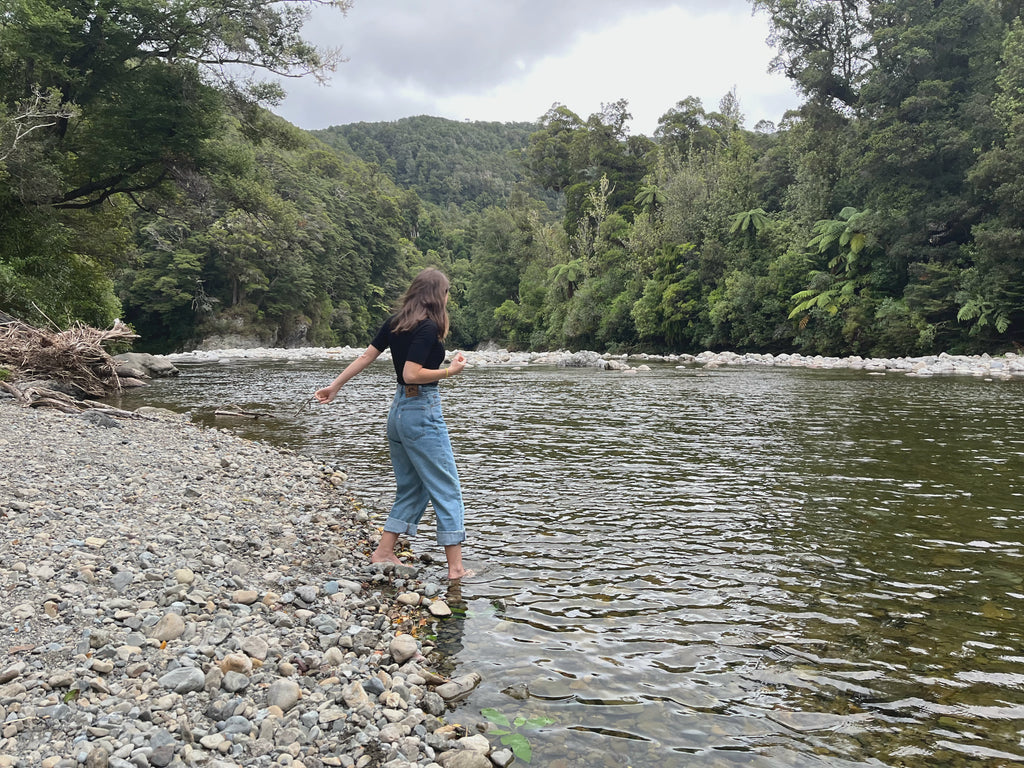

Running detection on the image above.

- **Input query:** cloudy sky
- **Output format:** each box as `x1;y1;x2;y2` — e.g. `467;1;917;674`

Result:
275;0;802;136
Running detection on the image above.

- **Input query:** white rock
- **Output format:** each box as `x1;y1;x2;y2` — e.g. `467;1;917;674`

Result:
389;634;419;663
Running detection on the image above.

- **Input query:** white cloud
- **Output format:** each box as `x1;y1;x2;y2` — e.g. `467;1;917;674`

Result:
273;3;802;135
429;7;799;134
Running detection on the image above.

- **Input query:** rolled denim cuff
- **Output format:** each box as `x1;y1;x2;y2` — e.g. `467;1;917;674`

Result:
436;529;466;546
384;517;419;537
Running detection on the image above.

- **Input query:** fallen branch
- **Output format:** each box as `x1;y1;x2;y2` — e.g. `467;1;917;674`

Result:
27;396;81;414
81;400;157;420
0;380;29;405
22;387;86;413
214;405;277;420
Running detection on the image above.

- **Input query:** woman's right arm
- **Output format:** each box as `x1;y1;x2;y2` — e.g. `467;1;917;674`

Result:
315;345;382;403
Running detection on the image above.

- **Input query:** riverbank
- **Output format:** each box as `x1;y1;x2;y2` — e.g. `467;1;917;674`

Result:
0;399;499;768
160;346;1024;379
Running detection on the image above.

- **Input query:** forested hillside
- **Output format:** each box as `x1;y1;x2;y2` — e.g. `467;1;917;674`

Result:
314;116;558;211
2;0;1023;357
0;0;422;352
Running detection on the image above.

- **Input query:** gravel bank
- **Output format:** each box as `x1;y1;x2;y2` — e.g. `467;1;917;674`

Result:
0;399;497;768
162;345;1024;379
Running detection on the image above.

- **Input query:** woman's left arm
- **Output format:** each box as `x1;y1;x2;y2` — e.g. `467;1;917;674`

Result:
316;345;382;403
403;352;466;384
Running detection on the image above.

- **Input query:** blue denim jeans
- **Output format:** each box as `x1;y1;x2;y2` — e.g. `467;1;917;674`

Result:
384;384;466;546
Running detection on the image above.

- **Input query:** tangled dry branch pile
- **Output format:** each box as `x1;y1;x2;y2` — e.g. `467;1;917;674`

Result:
0;313;139;406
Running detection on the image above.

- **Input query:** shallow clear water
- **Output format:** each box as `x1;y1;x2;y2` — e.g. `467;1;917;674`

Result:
113;359;1024;767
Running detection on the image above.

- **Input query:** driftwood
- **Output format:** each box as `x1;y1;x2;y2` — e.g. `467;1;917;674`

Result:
0;380;29;405
0;380;151;419
214;405;277;420
0;314;140;410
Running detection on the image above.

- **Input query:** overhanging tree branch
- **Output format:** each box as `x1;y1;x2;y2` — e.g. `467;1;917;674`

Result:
53;168;170;210
0;88;80;163
2;0;353;209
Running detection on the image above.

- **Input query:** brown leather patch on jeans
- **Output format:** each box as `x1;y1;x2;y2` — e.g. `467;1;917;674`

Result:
404;384;420;397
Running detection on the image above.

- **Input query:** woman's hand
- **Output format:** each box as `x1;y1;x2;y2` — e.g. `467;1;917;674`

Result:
448;352;467;375
315;385;338;404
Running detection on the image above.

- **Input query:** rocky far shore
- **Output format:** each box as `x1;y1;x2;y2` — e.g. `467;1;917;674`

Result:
0;399;504;768
161;346;1024;380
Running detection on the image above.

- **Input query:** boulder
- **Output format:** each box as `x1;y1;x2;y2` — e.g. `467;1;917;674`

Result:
557;350;603;368
113;353;180;378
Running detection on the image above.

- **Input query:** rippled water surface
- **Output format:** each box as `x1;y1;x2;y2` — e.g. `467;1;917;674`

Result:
114;359;1024;767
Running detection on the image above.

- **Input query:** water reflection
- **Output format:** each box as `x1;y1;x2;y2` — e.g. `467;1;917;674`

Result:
113;360;1024;767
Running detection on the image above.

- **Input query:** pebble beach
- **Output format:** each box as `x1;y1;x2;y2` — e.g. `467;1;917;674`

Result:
0;399;497;768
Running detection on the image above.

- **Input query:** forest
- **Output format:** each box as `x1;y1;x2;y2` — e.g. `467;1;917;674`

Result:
2;0;1023;356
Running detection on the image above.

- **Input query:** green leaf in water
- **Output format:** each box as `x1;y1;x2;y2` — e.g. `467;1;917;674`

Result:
481;707;511;728
482;706;554;763
501;732;532;763
525;715;555;728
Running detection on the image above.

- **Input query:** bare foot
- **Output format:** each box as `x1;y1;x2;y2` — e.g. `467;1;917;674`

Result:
373;532;403;566
447;568;476;581
371;549;404;566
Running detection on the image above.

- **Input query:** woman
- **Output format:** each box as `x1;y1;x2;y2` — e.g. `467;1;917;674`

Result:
315;268;472;580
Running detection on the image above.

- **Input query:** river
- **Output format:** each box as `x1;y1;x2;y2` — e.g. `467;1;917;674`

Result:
112;357;1024;768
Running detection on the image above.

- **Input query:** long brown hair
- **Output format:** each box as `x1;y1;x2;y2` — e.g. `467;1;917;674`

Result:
391;268;450;339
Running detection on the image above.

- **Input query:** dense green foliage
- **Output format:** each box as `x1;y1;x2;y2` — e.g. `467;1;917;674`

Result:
0;0;419;349
315;116;558;212
2;0;1024;357
120;114;419;350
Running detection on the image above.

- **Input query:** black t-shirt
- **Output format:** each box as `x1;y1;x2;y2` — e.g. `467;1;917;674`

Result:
371;316;445;384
